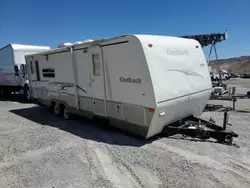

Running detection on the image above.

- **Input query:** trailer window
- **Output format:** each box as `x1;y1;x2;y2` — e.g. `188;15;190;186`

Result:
42;68;55;78
30;61;34;73
92;54;101;75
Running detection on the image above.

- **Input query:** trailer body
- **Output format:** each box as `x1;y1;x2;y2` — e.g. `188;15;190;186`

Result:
0;44;50;98
26;34;212;138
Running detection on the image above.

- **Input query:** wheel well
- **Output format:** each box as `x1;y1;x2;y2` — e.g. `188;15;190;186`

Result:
24;84;29;89
49;101;67;109
59;103;65;109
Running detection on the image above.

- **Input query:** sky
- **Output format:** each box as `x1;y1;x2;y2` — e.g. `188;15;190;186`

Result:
0;0;249;59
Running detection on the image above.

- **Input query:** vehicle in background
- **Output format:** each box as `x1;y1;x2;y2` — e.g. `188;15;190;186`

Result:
236;74;242;78
229;73;238;78
26;34;212;139
210;71;229;81
241;74;250;79
0;44;50;100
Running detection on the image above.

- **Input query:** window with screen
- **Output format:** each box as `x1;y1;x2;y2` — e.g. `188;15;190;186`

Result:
42;68;55;78
92;54;101;75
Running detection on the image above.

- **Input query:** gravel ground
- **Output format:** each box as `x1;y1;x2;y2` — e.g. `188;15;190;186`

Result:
0;79;250;188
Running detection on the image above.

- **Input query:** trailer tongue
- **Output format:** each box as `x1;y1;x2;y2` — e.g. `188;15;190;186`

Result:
163;112;238;145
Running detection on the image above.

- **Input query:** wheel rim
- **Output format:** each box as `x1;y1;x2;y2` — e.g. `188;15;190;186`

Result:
54;106;60;115
225;135;233;145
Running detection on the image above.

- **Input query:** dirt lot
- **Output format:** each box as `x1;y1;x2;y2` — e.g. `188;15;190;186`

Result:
0;79;250;188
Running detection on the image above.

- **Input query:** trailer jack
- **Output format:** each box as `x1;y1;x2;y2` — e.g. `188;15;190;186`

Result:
163;112;238;145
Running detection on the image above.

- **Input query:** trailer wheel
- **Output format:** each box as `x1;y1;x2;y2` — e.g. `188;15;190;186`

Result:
24;86;31;102
50;101;55;109
62;106;71;120
225;135;233;145
54;104;62;117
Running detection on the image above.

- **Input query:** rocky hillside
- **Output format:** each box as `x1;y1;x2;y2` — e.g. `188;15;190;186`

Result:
209;56;250;74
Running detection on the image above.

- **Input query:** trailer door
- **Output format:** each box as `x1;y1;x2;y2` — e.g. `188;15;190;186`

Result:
89;45;107;117
27;57;36;84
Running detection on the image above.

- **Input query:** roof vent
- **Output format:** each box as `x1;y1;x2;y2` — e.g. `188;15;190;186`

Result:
73;41;83;45
82;39;94;43
57;42;72;48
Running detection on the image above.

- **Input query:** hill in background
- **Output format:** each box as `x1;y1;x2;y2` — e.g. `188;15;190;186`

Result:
209;56;250;74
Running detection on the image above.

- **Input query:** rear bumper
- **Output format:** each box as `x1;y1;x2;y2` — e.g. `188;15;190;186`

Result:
146;88;212;138
0;85;22;90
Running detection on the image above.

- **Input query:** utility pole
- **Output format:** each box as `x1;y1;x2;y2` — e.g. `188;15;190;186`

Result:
213;43;222;84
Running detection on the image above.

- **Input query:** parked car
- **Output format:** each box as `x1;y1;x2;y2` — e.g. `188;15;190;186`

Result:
241;74;250;78
210;72;229;81
229;74;238;78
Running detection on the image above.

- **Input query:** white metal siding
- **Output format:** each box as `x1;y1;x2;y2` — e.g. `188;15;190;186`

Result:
102;36;155;108
0;45;19;86
0;45;14;73
14;51;45;65
74;50;93;97
137;35;212;104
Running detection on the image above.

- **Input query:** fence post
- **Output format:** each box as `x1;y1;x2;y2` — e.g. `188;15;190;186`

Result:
232;86;236;95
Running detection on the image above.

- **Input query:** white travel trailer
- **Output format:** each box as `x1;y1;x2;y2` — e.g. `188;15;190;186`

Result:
0;44;50;100
26;34;212;138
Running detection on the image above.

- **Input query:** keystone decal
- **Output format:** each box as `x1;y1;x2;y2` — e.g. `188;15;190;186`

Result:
119;77;142;84
49;82;87;93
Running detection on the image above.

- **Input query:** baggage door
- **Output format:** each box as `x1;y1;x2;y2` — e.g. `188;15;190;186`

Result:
89;45;107;117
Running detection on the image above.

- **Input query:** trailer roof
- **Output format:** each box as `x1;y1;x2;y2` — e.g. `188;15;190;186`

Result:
25;35;128;57
11;44;50;51
26;34;198;57
0;44;50;51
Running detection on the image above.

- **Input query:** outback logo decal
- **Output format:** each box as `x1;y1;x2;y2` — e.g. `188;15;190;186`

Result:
167;49;188;56
119;77;142;84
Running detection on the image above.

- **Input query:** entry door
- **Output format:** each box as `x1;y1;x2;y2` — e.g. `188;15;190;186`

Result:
89;45;107;117
27;57;36;84
20;64;27;86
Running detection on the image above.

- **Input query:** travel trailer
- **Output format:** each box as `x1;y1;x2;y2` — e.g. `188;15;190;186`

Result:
0;44;50;100
25;34;212;138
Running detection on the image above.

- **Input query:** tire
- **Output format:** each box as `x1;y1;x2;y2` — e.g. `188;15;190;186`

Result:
24;86;31;102
62;106;71;120
54;104;62;116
